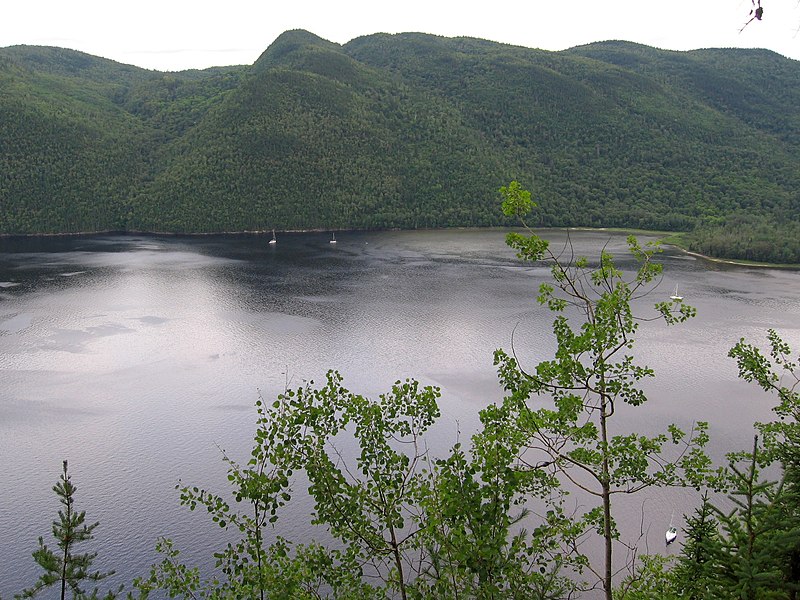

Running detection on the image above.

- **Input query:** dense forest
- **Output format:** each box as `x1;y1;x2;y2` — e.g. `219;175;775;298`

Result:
1;30;799;263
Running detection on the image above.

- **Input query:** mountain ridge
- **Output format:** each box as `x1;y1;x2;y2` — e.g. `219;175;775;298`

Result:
1;32;798;262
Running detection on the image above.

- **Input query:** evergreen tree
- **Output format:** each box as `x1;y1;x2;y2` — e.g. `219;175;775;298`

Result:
17;461;119;600
672;493;721;599
727;332;800;598
706;437;794;599
775;454;800;598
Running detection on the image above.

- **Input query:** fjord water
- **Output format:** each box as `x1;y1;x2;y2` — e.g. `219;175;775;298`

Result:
1;229;798;595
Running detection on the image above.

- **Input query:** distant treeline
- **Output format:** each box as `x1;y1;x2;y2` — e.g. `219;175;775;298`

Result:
1;31;799;263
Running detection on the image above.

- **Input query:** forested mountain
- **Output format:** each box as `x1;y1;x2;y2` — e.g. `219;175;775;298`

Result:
1;30;798;262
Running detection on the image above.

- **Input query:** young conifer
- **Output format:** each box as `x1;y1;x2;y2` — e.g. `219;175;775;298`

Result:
17;460;118;600
672;493;721;599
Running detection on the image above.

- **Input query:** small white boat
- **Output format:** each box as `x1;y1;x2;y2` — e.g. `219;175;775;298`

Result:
329;232;337;244
669;285;682;301
269;229;277;245
665;526;678;545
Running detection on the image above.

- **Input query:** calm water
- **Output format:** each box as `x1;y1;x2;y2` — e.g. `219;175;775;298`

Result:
1;229;798;595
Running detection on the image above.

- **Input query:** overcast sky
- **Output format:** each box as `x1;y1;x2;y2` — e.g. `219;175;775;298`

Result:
4;0;799;71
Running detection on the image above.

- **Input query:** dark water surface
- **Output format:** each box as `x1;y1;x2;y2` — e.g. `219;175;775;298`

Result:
1;229;798;595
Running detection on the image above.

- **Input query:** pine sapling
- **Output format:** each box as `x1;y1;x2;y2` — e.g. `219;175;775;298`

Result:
17;460;118;600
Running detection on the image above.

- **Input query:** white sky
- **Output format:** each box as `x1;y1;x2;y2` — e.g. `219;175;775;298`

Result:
3;0;799;71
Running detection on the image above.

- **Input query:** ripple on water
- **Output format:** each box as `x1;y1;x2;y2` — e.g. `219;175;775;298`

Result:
0;231;798;597
0;313;33;333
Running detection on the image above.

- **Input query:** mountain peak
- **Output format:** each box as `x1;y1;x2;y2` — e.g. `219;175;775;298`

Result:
253;29;340;71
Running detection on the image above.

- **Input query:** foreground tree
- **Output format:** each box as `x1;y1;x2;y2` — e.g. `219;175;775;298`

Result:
670;493;721;599
730;329;800;464
493;181;711;600
705;436;800;599
137;372;579;598
618;330;800;599
17;460;119;600
720;331;800;597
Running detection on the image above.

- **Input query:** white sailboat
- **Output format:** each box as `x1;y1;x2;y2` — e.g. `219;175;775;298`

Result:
666;510;678;545
269;229;277;245
666;526;678;545
329;232;337;244
669;284;682;301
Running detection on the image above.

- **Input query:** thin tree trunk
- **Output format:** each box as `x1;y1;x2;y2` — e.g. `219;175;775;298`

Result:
389;525;408;600
253;501;265;600
602;479;612;600
61;463;71;600
61;545;68;600
600;399;613;600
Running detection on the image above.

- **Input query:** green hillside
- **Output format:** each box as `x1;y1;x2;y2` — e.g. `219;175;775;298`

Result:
1;31;798;262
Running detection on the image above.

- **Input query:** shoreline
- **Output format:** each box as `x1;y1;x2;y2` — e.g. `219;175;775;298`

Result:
671;246;799;270
548;227;799;269
1;226;797;269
